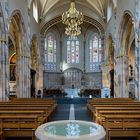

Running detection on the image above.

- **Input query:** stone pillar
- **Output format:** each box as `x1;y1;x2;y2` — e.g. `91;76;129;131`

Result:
0;40;9;101
116;55;129;98
16;53;23;98
60;40;63;71
83;40;86;72
0;1;9;101
101;35;105;63
134;0;140;100
26;9;31;98
112;8;117;97
101;64;110;88
38;36;45;93
101;35;106;89
60;40;62;63
23;35;30;98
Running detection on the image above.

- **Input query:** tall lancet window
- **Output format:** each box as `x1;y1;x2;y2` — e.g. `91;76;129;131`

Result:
67;36;80;64
89;34;101;71
44;33;56;71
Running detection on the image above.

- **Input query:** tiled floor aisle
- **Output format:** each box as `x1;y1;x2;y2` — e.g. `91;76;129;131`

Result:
50;104;70;121
74;104;92;121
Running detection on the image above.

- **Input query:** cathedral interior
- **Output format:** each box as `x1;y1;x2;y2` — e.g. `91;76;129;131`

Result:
0;0;140;140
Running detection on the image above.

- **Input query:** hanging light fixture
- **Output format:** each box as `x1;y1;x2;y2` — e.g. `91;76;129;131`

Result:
62;0;83;36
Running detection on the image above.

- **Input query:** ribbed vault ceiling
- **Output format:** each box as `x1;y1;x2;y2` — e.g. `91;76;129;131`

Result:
39;0;108;19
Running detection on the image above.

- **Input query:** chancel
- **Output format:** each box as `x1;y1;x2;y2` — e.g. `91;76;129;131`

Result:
0;0;140;140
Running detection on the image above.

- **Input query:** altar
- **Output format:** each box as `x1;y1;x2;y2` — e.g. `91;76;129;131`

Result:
64;88;80;98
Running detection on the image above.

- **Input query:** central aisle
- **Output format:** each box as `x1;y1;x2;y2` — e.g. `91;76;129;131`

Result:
50;103;92;121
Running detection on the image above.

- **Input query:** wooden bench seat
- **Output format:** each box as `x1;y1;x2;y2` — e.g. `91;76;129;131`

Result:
99;114;140;140
93;107;140;121
0;110;47;123
0;115;43;140
88;98;133;102
87;98;140;140
0;131;4;140
0;107;52;120
95;110;140;123
0;101;57;113
88;104;140;113
0;98;57;139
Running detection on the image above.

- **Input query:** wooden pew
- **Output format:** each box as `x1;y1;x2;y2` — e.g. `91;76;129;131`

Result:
88;104;140;113
88;98;133;102
0;110;47;122
0;115;42;140
0;104;54;116
95;109;140;123
0;131;4;140
87;98;134;111
0;98;57;139
87;98;140;140
0;106;51;119
98;114;140;140
11;98;57;110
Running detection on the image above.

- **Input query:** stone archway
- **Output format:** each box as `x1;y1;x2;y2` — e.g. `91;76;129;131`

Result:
8;10;29;98
117;12;134;97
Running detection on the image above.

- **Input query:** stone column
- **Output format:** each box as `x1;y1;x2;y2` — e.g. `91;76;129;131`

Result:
26;9;31;98
116;55;129;98
101;64;110;88
60;40;63;72
0;1;9;101
134;0;140;100
100;35;106;89
23;35;30;98
0;40;9;101
38;36;45;93
16;51;23;97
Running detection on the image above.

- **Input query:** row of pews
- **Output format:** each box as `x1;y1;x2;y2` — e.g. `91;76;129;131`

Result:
87;98;140;140
0;98;57;140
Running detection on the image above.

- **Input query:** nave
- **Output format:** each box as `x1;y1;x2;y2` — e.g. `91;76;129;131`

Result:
1;0;140;140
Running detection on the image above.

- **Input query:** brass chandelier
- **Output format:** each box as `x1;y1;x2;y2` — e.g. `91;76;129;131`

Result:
62;0;83;36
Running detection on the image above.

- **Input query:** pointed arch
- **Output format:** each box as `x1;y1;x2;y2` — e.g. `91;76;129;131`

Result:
8;10;28;98
118;10;134;55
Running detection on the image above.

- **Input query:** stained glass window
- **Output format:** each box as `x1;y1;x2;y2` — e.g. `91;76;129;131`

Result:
67;37;80;63
89;34;102;72
44;34;57;71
